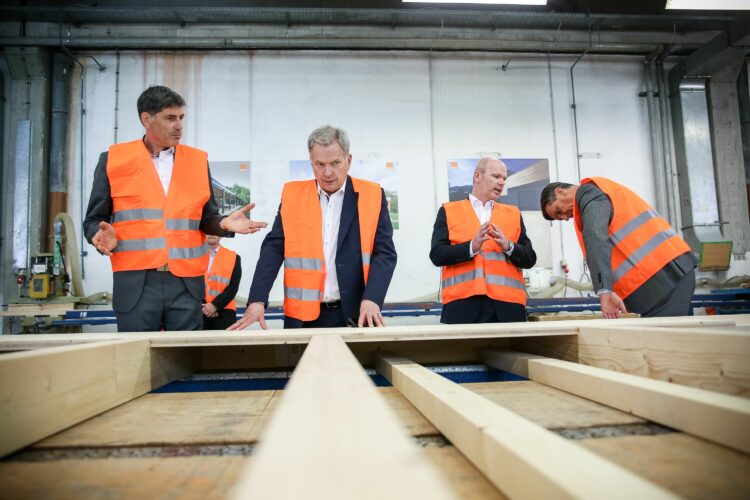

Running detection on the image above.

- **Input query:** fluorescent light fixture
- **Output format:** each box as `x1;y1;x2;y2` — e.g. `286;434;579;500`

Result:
666;0;750;9
403;0;547;5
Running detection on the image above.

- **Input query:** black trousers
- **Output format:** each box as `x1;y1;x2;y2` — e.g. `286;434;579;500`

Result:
283;302;349;329
116;270;203;332
203;308;238;330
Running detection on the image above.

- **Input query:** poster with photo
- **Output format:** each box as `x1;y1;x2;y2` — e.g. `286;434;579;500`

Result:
289;159;400;229
447;158;550;211
210;161;252;213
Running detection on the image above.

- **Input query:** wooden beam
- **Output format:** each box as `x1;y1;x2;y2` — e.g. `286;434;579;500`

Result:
376;354;676;500
576;325;750;397
230;334;455;500
0;340;155;457
1;315;746;351
483;349;750;454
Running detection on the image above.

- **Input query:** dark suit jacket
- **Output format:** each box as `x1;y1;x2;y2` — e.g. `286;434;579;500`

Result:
83;148;229;313
429;202;537;324
248;176;397;324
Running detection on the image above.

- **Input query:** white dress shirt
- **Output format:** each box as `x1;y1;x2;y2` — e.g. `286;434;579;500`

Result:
468;193;514;257
318;181;346;302
150;147;175;195
207;246;219;274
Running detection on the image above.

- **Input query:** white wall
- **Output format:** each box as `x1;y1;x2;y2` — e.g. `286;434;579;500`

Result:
66;50;655;304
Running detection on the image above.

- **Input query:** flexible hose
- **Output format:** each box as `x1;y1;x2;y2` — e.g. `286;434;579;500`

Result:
695;275;750;289
533;275;594;298
54;212;85;297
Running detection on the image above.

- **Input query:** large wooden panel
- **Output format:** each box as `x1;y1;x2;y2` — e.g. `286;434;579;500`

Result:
36;386;438;449
0;443;505;500
581;433;750;500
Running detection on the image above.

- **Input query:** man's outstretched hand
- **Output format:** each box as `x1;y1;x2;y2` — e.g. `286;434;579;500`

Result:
222;203;268;234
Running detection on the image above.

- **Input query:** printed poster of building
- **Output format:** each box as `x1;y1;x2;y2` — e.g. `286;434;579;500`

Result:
447;158;550;211
210;161;252;213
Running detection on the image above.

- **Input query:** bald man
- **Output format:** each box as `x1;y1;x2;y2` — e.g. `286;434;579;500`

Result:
430;158;536;324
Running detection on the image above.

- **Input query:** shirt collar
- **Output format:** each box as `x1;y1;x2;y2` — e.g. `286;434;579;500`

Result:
317;179;346;199
142;137;175;158
469;193;494;208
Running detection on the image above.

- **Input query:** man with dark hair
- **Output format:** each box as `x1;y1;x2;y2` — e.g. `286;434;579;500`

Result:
430;157;536;324
229;124;397;330
84;85;266;332
540;178;696;318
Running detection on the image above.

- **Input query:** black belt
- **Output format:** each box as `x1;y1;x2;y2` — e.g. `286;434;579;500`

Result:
321;300;341;309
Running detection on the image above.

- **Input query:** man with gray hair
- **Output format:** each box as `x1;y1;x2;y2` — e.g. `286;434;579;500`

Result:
430;157;536;324
230;125;397;329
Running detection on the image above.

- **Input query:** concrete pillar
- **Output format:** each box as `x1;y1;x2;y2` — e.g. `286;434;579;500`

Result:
709;62;750;256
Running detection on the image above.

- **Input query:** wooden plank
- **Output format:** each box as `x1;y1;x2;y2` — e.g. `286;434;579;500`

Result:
376;354;676;500
580;433;750;500
529;312;639;321
1;443;504;500
465;381;645;429
0;340;154;457
483;349;750;454
35;391;275;448
577;325;750;397
1;314;744;351
0;456;249;499
230;335;455;499
37;386;436;449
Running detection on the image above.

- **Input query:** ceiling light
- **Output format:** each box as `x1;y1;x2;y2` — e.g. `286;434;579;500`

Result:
403;0;547;5
665;0;750;9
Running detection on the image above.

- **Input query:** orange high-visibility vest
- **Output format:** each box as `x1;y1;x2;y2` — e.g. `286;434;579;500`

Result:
280;177;382;321
574;177;691;299
205;245;238;311
441;200;527;306
107;140;210;276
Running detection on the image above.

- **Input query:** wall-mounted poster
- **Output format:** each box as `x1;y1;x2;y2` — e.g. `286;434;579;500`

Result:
210;161;252;213
289;159;400;229
447;158;550;210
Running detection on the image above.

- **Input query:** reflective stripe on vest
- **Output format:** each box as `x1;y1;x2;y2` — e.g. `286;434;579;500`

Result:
107;140;210;276
280;177;383;322
112;208;163;223
204;245;237;311
574;177;691;299
441;200;527;306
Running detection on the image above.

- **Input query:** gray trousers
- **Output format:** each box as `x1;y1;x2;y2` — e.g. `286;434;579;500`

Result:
638;269;696;318
116;270;203;332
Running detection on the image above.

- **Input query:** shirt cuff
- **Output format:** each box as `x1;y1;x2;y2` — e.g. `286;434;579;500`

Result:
469;244;476;258
596;288;613;296
504;241;514;255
